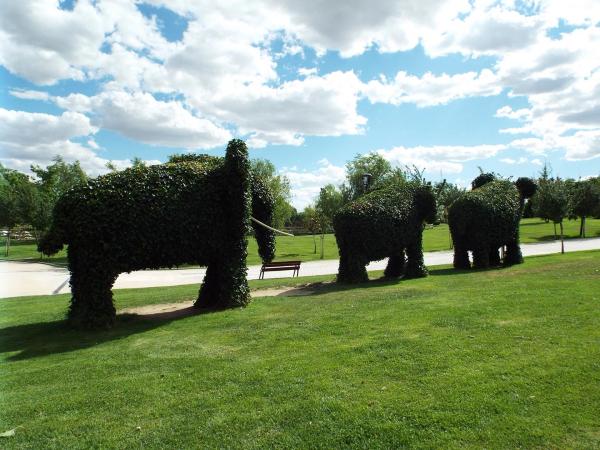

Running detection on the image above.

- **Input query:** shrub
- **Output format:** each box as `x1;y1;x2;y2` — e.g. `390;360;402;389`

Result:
39;139;276;329
448;176;536;269
333;183;436;283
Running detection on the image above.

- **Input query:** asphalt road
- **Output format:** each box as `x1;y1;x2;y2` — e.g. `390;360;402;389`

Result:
2;237;600;298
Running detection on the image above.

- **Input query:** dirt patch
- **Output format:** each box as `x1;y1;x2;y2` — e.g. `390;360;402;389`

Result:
119;285;320;318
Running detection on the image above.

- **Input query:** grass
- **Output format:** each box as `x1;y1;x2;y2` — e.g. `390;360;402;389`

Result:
2;217;600;267
1;251;600;448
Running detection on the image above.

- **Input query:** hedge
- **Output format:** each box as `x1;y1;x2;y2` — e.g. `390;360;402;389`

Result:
39;139;275;329
448;174;536;269
333;183;437;283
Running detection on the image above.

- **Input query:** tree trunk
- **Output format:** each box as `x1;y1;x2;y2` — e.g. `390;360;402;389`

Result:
320;232;325;260
312;232;317;254
5;230;10;257
559;221;564;254
581;216;586;238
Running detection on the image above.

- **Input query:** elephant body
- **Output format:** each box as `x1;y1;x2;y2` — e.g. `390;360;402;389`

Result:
39;140;275;329
448;178;535;269
333;184;436;283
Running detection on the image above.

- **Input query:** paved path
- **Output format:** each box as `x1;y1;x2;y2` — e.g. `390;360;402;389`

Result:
2;237;600;298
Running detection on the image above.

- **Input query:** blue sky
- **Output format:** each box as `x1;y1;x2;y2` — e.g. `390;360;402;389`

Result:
1;0;599;208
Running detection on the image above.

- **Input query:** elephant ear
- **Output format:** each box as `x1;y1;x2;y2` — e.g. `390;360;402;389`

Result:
471;173;496;190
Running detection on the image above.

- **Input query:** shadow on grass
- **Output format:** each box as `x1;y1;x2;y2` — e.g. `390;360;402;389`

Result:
290;266;476;298
0;306;219;362
0;266;501;361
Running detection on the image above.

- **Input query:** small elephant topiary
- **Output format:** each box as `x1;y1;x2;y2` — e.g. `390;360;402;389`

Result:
333;183;437;283
39;139;276;330
448;174;537;269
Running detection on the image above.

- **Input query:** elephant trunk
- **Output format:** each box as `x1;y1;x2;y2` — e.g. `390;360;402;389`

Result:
251;176;276;263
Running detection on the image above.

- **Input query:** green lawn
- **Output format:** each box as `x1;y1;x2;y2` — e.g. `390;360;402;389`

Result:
1;251;599;448
2;217;600;266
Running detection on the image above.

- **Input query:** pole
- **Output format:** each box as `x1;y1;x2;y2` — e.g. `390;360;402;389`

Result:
250;217;294;236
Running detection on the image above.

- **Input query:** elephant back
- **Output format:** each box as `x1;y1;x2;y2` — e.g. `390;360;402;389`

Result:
448;179;521;243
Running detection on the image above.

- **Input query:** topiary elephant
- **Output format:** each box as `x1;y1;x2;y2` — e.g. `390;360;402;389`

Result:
333;183;437;283
448;175;536;269
39;139;276;330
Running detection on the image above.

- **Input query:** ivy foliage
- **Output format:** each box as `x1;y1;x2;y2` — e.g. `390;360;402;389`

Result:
448;174;537;269
333;183;437;283
39;139;275;330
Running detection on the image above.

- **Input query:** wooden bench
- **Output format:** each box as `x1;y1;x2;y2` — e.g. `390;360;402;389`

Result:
259;261;301;279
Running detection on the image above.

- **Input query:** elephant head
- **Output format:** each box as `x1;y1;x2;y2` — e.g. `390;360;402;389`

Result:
413;184;437;224
515;177;537;204
250;175;276;263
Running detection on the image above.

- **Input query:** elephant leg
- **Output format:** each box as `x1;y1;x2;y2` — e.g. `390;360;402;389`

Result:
337;251;368;284
68;267;116;330
472;245;490;269
384;250;406;278
453;241;471;269
489;247;501;266
504;240;523;266
405;238;428;279
196;261;220;309
196;256;250;309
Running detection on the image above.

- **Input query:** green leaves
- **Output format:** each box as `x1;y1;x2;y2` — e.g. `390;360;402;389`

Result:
333;184;436;283
448;179;528;268
39;140;276;329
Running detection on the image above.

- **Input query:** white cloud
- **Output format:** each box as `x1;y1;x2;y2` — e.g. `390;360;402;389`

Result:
0;0;105;84
499;156;529;164
0;108;113;174
0;108;95;149
210;71;366;146
509;130;600;160
272;0;471;57
495;106;531;121
55;91;232;149
377;144;506;174
281;158;346;209
425;5;544;57
364;69;501;107
8;89;50;101
298;67;318;77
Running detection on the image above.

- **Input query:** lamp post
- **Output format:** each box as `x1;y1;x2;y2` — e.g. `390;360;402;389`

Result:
362;173;372;193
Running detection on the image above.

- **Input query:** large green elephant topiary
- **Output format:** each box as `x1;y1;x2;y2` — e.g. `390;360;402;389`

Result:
448;175;536;269
38;139;276;329
333;183;437;283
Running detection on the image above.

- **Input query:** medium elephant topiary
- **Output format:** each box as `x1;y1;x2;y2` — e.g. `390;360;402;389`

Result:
39;139;276;330
448;175;536;269
333;183;437;283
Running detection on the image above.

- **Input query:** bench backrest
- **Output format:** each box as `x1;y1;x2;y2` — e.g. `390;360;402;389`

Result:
262;261;301;268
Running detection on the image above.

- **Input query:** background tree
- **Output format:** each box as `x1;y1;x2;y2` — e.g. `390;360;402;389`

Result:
315;184;344;258
302;205;320;254
0;165;38;255
30;156;88;234
433;179;465;224
250;159;294;229
344;153;392;200
130;157;147;169
534;179;569;253
568;180;600;237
